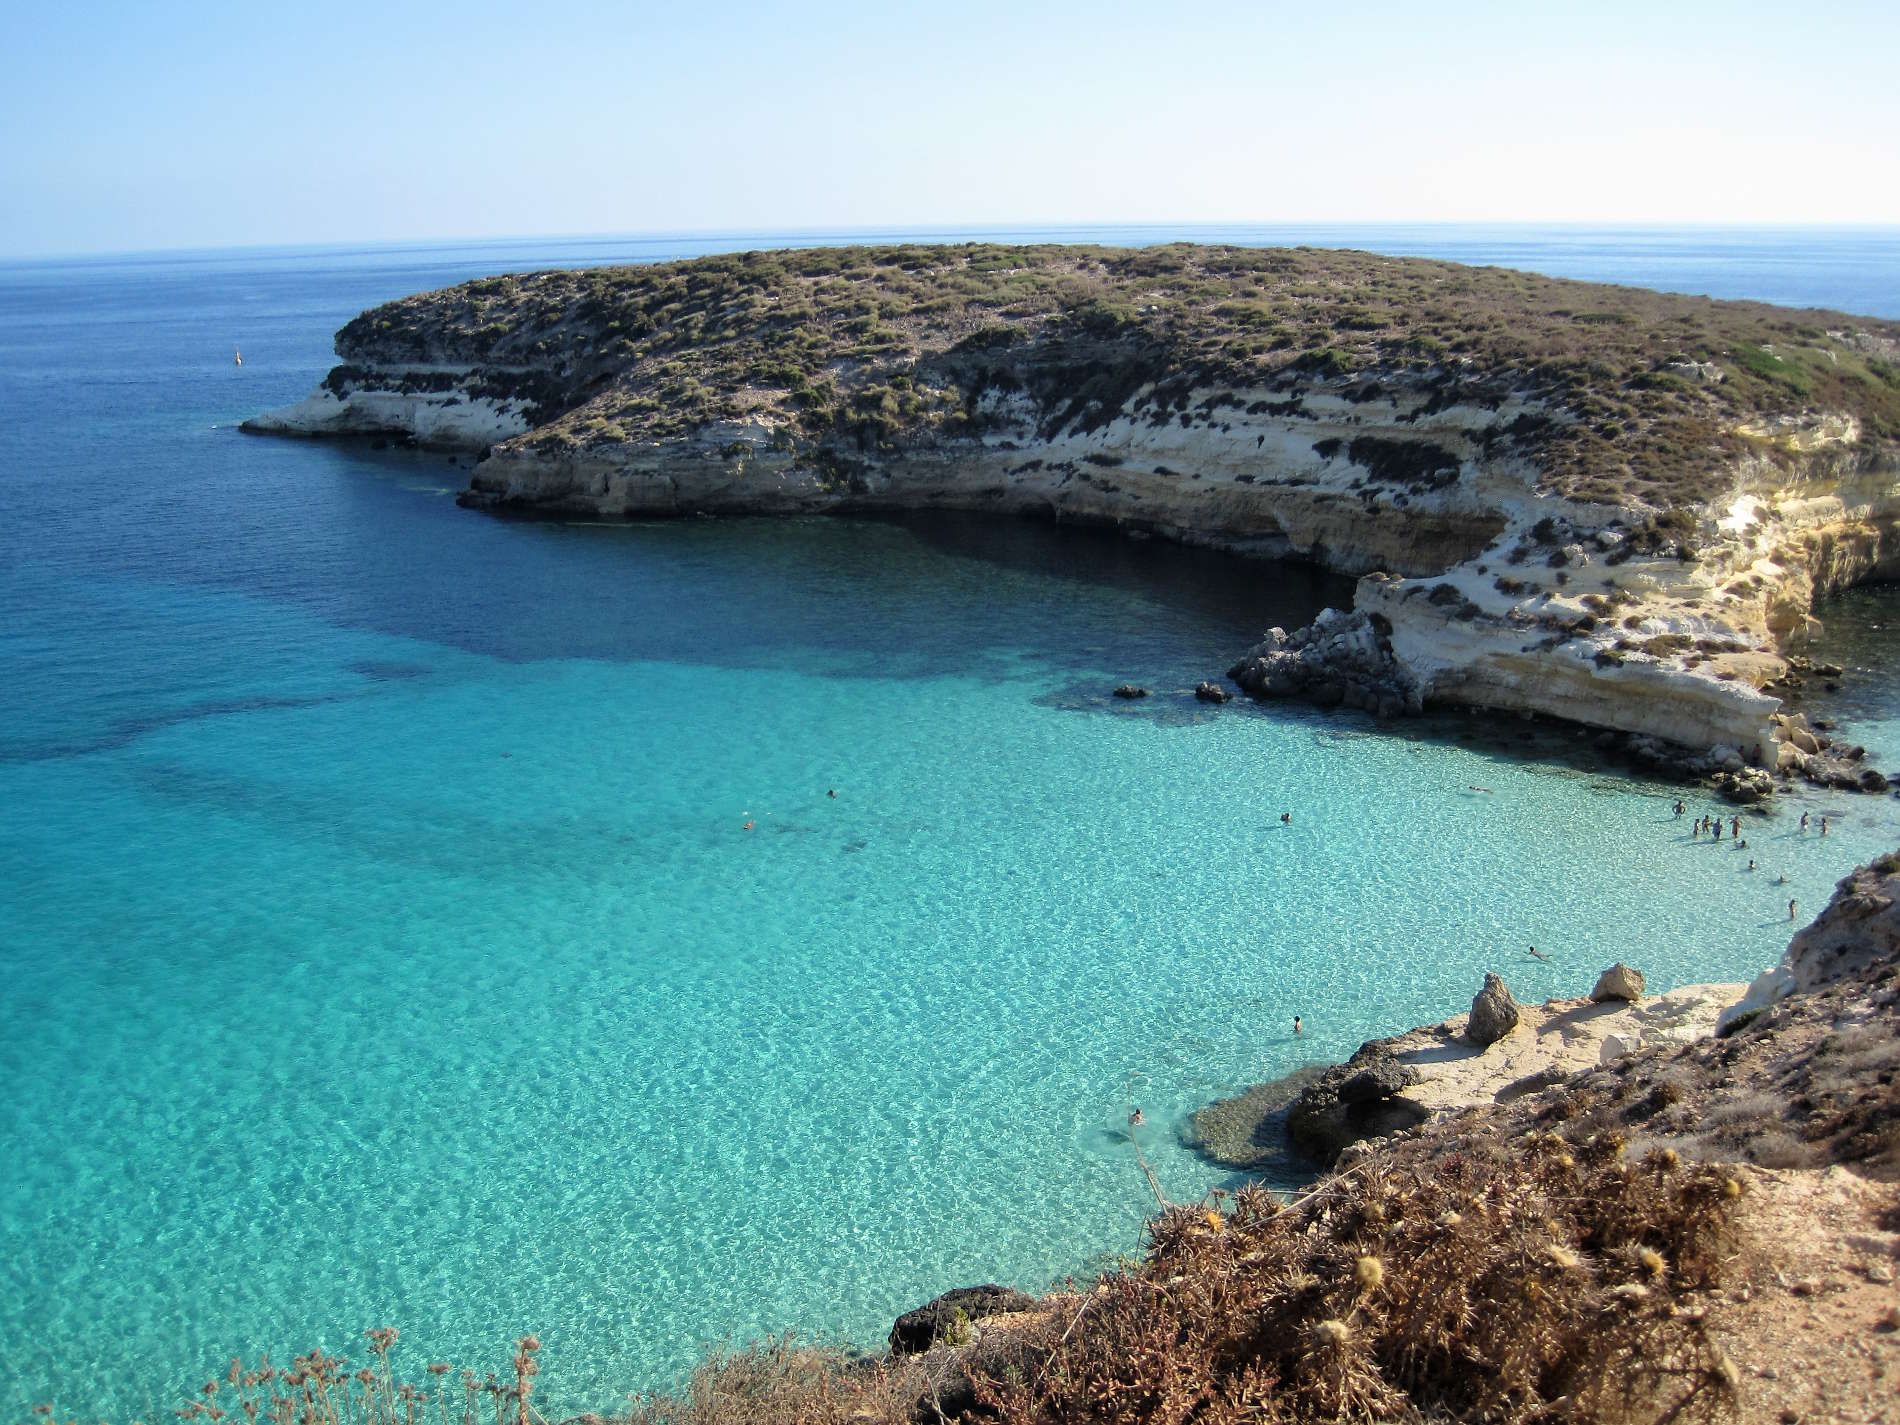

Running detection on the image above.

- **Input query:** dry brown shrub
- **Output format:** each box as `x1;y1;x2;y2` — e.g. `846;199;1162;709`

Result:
965;1128;1741;1425
625;1338;919;1425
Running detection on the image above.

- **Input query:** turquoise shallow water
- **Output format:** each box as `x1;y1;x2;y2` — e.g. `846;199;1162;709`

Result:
3;228;1900;1418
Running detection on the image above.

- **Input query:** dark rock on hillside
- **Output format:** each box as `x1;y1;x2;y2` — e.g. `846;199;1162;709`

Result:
1284;1047;1428;1168
890;1284;1039;1355
1466;972;1520;1047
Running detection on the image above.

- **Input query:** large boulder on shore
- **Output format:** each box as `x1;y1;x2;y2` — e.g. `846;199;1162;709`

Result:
1466;972;1520;1047
1591;963;1647;1002
889;1284;1038;1355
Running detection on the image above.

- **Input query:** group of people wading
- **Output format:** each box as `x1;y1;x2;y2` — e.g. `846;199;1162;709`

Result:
1672;798;1836;920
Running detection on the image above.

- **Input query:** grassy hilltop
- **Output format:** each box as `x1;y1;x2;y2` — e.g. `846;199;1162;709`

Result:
332;242;1900;509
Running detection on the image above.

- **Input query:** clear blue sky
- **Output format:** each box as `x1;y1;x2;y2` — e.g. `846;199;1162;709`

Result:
4;0;1898;257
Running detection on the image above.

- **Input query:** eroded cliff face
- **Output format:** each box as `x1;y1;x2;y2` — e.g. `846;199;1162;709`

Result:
1358;419;1900;756
458;382;1515;576
243;245;1900;761
252;361;1895;759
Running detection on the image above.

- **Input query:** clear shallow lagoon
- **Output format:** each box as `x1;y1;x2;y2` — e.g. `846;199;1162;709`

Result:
3;227;1899;1418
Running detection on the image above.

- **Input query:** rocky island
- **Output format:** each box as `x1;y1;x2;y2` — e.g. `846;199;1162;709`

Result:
247;243;1900;773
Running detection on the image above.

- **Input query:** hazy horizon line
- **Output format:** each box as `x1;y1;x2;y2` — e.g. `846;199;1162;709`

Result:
7;219;1900;267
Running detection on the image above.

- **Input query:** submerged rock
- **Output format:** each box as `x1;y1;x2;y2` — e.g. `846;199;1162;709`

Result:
1591;963;1647;1002
1466;972;1520;1047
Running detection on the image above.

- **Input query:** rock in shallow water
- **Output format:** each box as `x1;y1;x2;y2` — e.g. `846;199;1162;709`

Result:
1112;683;1149;699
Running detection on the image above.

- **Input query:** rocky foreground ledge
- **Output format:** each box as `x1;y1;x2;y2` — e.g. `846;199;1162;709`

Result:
246;243;1900;766
1193;965;1748;1173
768;856;1900;1424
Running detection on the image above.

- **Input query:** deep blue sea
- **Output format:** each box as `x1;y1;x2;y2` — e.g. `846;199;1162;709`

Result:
3;225;1899;1419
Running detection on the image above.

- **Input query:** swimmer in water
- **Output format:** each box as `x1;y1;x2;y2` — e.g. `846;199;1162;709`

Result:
1747;859;1756;871
1821;816;1829;836
1801;812;1810;832
828;788;837;799
1128;1107;1145;1129
1281;811;1291;824
743;820;756;831
1293;1015;1303;1035
1790;898;1798;921
1527;945;1549;962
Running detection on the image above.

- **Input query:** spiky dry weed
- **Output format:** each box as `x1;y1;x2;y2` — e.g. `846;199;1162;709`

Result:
966;1124;1742;1425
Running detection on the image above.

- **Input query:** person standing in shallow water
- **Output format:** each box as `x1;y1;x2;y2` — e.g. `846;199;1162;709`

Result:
1293;1016;1302;1035
1801;812;1810;832
1790;898;1798;921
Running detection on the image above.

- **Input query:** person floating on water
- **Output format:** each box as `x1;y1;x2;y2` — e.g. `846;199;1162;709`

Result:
1280;811;1291;824
1128;1107;1145;1129
1293;1015;1303;1035
827;788;837;799
1527;945;1549;962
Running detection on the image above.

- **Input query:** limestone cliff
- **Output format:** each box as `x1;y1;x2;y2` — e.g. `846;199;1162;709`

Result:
244;243;1900;758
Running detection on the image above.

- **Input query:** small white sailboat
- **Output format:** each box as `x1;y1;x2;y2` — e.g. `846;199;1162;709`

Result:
234;347;243;367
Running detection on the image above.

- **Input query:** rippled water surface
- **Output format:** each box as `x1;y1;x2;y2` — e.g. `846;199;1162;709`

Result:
3;227;1899;1417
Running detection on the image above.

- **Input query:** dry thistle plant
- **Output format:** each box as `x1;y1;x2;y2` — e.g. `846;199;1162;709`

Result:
964;1126;1744;1425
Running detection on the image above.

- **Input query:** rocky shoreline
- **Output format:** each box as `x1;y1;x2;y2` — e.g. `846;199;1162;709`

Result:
1220;605;1891;801
1193;965;1747;1175
860;853;1900;1423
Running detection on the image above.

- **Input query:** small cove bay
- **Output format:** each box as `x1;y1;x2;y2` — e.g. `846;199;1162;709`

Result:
3;227;1900;1418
